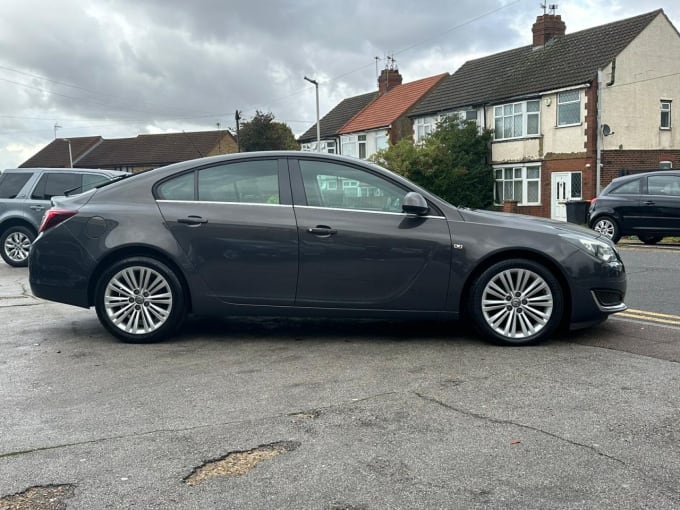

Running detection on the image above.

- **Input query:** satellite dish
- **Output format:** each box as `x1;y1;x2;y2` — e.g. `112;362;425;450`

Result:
602;124;614;136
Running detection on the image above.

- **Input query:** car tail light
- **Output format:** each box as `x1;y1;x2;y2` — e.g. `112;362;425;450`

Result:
39;209;77;233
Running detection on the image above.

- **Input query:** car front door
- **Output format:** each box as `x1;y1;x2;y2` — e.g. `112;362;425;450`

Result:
156;158;298;306
290;157;452;311
640;174;680;233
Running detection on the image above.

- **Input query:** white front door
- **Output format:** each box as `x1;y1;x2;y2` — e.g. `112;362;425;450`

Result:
551;172;571;221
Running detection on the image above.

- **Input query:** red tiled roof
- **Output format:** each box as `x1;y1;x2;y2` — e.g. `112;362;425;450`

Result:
338;73;448;134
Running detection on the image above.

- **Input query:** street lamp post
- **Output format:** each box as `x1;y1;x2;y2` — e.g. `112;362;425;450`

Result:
304;76;320;152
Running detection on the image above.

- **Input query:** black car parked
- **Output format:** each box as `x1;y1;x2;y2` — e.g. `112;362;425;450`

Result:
589;170;680;244
29;152;627;346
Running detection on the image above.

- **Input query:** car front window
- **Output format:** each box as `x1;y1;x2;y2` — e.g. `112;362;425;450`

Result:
298;160;405;212
647;175;680;196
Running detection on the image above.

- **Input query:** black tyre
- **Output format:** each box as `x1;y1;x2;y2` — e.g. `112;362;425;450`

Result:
95;257;186;343
590;216;621;243
637;234;663;245
1;225;36;267
469;259;564;346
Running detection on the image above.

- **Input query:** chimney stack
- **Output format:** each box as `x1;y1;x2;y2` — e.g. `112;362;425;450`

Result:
378;68;402;95
532;14;566;47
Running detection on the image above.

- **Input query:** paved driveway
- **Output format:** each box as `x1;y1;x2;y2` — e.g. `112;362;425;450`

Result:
1;264;679;509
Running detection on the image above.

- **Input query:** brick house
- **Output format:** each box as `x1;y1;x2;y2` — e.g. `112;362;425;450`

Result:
408;9;680;220
20;130;238;173
298;91;377;154
299;68;447;160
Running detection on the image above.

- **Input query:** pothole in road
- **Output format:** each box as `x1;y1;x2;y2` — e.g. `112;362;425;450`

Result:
184;441;301;486
0;484;75;510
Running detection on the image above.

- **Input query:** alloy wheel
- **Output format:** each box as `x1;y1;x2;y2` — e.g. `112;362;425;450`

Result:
480;267;554;340
593;219;616;239
3;230;32;264
104;265;174;335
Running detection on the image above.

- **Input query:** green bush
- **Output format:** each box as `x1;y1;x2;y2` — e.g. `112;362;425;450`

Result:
371;117;494;209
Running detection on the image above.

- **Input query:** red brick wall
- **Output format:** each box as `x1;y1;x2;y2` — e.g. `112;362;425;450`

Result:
601;150;680;186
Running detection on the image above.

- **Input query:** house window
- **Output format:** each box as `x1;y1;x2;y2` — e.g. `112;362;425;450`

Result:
557;90;580;126
659;161;672;169
494;165;541;205
463;109;477;122
358;134;367;159
494;100;540;140
341;135;358;157
570;172;582;199
414;117;436;142
376;132;388;152
661;100;671;129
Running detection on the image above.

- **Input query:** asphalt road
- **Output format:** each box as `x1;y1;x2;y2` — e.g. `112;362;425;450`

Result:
1;255;679;510
618;244;680;316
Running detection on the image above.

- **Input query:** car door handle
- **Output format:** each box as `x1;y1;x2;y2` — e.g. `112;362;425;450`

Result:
177;216;208;225
307;226;337;237
643;201;656;206
30;205;45;211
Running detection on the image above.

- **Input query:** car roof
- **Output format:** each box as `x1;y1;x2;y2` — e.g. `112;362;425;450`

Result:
2;167;126;175
612;170;680;181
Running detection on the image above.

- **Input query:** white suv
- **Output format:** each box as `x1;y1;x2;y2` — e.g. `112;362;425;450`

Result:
0;168;126;266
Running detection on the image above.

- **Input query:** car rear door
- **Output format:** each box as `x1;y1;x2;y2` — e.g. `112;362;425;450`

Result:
155;157;298;306
27;171;82;228
290;157;452;311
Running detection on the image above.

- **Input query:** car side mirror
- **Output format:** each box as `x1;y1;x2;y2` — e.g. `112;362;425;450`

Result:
402;192;429;216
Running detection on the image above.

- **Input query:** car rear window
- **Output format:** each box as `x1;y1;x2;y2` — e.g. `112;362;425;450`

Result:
0;172;32;198
609;178;640;195
31;172;82;200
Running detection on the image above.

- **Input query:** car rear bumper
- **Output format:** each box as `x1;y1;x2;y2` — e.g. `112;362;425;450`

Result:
28;231;93;308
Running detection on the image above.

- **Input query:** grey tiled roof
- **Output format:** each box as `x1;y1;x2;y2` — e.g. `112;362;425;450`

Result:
298;91;377;142
409;9;663;117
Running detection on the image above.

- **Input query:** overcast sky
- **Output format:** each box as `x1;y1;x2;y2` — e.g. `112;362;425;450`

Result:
0;0;677;168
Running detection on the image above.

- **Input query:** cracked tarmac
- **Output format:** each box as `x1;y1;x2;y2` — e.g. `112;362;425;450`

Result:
1;264;680;509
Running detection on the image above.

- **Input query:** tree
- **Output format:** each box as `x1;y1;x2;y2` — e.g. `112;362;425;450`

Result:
238;111;299;151
371;116;494;209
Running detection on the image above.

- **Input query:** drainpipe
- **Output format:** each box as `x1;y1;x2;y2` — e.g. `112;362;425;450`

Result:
596;70;603;195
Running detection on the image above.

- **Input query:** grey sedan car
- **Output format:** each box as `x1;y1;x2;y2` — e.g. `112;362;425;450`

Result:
29;152;627;345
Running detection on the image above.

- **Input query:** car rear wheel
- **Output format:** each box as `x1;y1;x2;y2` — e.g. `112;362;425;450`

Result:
637;234;663;245
1;225;36;267
591;216;621;243
469;259;564;346
95;257;186;343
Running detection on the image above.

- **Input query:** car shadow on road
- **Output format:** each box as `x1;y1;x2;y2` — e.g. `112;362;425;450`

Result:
176;315;476;344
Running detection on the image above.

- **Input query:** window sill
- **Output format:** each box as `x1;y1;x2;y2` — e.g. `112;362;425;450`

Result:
556;122;582;128
660;127;672;131
492;135;542;143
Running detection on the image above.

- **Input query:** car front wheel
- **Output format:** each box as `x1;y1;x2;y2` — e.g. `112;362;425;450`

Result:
469;259;564;346
95;257;186;343
1;225;36;267
591;216;621;243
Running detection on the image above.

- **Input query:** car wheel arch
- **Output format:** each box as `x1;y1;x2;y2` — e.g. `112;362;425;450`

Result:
87;246;193;312
0;218;37;238
458;249;572;329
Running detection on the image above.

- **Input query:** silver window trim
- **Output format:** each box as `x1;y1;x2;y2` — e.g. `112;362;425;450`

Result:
294;204;446;219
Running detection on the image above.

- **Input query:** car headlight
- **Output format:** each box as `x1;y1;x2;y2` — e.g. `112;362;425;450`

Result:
561;234;618;263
